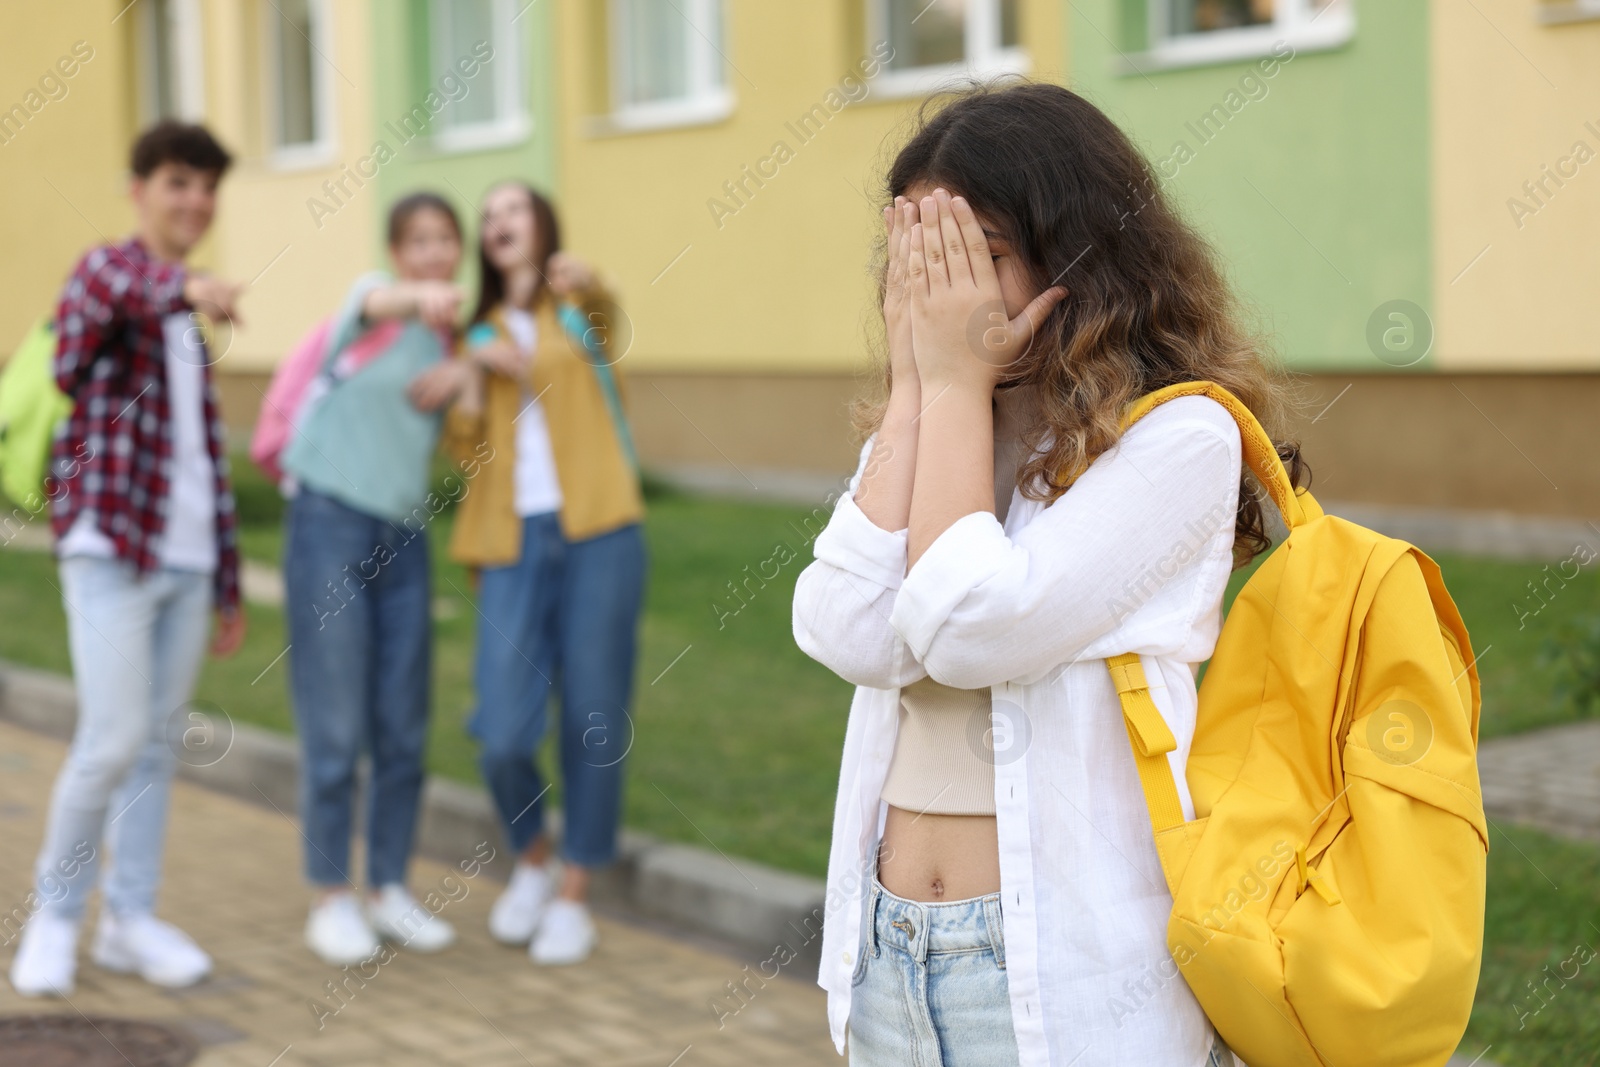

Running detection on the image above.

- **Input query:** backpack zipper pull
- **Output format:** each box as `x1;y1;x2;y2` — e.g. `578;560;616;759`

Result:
1296;843;1343;906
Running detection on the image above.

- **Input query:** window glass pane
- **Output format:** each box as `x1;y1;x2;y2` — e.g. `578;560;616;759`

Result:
273;0;317;146
618;0;693;106
999;0;1020;48
147;0;179;119
886;0;967;70
440;0;497;127
1169;0;1274;34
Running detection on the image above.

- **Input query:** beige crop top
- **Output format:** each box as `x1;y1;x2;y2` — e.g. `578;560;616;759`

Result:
880;676;998;814
879;406;1029;817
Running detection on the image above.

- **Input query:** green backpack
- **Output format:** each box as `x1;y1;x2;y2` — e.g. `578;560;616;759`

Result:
0;318;72;509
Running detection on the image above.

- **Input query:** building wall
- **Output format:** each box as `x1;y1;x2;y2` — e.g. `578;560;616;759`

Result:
551;0;1064;375
0;3;143;352
1062;0;1432;372
1432;0;1600;370
0;1;382;375
199;0;382;374
369;0;558;272
9;2;1594;520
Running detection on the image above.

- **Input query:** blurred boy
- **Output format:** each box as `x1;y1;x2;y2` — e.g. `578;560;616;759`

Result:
9;120;248;997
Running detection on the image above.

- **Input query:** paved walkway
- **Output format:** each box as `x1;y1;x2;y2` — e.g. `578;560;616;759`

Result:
1480;720;1600;843
1;690;1587;1067
0;720;841;1067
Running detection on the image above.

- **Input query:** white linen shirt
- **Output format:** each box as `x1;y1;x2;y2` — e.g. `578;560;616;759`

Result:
793;394;1243;1067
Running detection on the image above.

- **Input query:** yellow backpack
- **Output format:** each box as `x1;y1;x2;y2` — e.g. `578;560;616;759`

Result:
1106;381;1486;1067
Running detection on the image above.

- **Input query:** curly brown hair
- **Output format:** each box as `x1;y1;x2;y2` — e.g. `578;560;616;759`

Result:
852;79;1310;567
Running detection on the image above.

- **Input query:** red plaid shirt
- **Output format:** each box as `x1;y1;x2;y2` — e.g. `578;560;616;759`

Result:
49;236;241;613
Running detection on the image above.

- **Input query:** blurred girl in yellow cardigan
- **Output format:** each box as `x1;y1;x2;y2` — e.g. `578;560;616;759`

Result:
445;181;646;965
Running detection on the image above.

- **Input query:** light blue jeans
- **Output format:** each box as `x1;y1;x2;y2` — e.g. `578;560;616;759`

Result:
847;865;1020;1067
33;556;213;923
847;850;1236;1066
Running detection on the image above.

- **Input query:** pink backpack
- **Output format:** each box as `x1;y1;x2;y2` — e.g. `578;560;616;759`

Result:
250;315;402;483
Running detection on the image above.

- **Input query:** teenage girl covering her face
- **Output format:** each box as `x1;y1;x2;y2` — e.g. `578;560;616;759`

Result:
444;181;646;968
793;81;1307;1067
280;193;478;968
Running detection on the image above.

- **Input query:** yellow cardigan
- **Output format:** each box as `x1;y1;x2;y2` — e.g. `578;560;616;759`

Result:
444;283;644;567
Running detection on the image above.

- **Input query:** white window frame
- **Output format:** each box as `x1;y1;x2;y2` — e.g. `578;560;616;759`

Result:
1136;0;1355;72
263;0;337;170
866;0;1029;101
1539;0;1600;25
429;0;531;152
137;0;207;123
607;0;733;132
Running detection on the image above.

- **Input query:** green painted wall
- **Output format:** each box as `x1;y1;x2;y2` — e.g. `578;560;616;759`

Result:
1065;2;1431;371
368;0;558;275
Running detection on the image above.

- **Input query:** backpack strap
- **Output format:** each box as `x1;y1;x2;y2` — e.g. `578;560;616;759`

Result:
557;301;640;474
1108;652;1186;835
1105;382;1321;863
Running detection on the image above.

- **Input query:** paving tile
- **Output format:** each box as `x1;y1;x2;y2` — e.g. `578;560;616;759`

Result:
1479;720;1600;843
0;720;843;1065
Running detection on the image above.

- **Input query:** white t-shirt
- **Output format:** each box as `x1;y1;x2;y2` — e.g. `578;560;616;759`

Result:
58;313;218;572
502;307;563;517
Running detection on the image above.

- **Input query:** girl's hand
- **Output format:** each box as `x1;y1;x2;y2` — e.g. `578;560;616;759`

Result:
883;197;919;390
905;189;1066;393
546;252;596;298
407;359;472;412
470;338;530;378
407;281;465;331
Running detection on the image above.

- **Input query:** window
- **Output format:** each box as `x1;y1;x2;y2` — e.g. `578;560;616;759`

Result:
868;0;1026;98
137;0;205;122
1144;0;1354;69
609;0;731;130
264;0;335;166
1539;0;1600;26
429;0;529;150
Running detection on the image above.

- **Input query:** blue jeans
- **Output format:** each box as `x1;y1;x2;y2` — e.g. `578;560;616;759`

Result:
34;556;213;923
283;487;432;887
470;514;647;866
847;866;1020;1067
848;853;1237;1067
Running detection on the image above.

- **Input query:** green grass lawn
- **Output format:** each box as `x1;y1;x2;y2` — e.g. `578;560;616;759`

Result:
2;460;1596;875
2;460;857;878
1465;824;1600;1067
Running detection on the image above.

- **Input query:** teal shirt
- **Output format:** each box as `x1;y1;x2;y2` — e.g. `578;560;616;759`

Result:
282;272;446;523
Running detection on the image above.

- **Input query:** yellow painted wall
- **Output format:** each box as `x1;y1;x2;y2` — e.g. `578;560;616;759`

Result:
200;0;380;373
0;2;140;352
0;1;380;374
1433;0;1600;370
553;0;1063;373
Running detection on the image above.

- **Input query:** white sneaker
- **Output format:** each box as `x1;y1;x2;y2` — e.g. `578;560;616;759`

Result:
530;899;596;965
305;892;381;966
367;884;455;953
488;861;554;945
91;911;211;988
9;911;79;997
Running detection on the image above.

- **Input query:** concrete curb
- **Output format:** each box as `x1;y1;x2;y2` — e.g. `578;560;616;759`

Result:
644;464;1600;566
0;660;827;975
1321;499;1600;564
